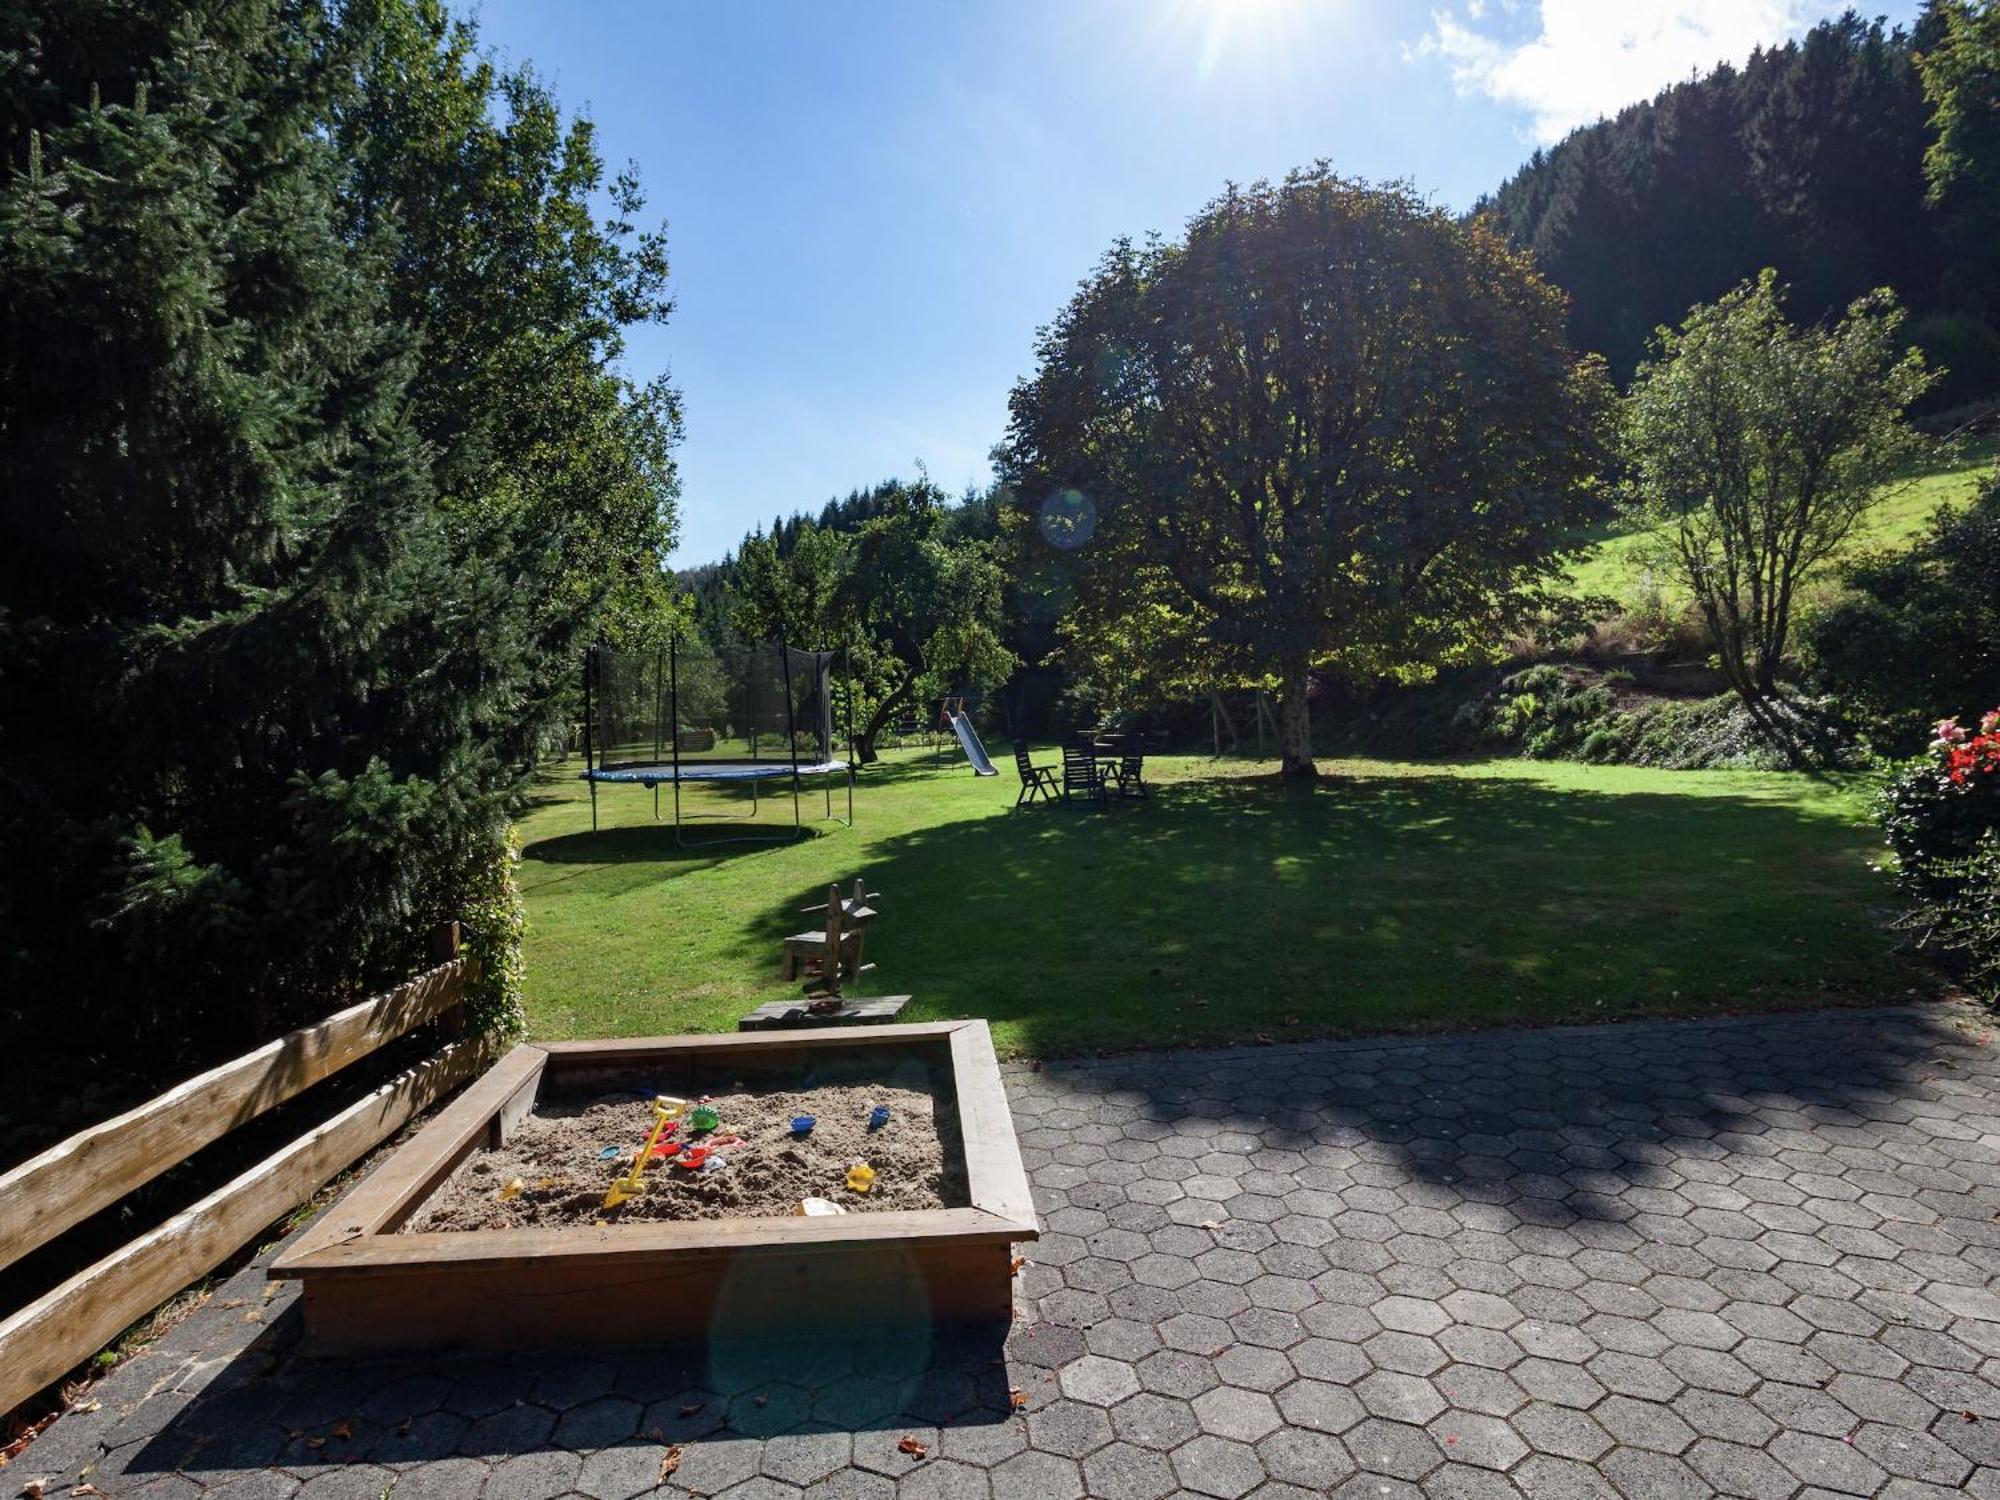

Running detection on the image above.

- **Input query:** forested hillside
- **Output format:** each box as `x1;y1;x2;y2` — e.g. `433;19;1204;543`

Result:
1482;8;1997;404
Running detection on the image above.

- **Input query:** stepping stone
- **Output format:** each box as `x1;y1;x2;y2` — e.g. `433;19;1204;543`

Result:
738;994;912;1030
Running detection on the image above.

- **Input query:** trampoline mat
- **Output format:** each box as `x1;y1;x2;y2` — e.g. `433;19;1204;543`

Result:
582;760;848;785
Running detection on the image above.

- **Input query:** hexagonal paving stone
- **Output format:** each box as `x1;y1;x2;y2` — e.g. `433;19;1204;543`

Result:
1080;1442;1178;1500
1109;1391;1199;1452
1342;1418;1446;1482
1511;1402;1613;1462
1058;1355;1141;1408
1356;1371;1447;1426
1170;1434;1267;1500
1192;1387;1283;1443
1256;1426;1355;1488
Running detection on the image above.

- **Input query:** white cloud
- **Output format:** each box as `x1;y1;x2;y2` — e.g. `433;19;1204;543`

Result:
1411;0;1849;145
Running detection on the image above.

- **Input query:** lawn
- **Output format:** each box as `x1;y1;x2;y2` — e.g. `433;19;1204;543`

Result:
1564;440;1994;609
515;749;1931;1058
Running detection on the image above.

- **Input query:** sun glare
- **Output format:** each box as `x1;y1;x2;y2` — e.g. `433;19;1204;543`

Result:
1169;0;1309;85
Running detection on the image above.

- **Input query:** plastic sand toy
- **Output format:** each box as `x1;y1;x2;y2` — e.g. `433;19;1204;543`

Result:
688;1104;721;1134
596;1146;623;1160
790;1114;816;1135
867;1104;891;1131
604;1096;680;1209
498;1176;525;1202
794;1197;846;1216
845;1162;877;1194
675;1144;711;1171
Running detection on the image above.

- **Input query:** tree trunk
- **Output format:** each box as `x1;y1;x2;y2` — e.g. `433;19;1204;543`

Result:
1278;656;1315;786
854;674;918;764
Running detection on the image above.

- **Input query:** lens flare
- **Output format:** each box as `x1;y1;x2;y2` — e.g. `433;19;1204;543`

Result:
1037;489;1097;551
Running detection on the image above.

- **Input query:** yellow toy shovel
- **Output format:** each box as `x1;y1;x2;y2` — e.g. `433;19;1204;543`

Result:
603;1096;684;1210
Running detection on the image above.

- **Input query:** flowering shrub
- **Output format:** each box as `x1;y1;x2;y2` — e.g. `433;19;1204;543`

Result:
1881;708;2000;1002
1936;711;2000;783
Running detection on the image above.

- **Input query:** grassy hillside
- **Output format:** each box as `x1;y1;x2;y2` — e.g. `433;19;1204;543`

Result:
1565;440;1995;610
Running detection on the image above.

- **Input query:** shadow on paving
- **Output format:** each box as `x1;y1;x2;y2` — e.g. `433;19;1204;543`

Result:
44;1003;2000;1496
118;1311;1013;1483
1014;1001;1988;1247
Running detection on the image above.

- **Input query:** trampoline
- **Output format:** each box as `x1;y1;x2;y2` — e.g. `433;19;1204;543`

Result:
581;637;855;844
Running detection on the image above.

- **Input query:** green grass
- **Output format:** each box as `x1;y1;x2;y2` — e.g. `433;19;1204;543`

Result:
516;749;1930;1059
1566;441;1995;609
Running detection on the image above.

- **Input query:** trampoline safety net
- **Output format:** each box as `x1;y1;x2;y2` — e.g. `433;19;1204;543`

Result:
587;640;835;770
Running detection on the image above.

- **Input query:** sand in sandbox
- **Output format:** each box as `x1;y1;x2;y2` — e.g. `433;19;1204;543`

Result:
403;1076;964;1230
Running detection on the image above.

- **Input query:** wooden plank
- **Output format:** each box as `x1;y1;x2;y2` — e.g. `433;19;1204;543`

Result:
738;995;912;1031
950;1021;1039;1232
0;960;465;1271
533;1021;963;1058
281;1206;1021;1276
0;1039;483;1416
297;1237;1013;1356
275;1043;544;1265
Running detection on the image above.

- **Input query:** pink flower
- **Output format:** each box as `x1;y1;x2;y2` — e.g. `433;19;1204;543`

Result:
1933;717;1967;751
1983;709;2000;736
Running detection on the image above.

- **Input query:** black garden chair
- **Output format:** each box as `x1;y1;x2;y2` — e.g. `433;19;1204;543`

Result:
1012;742;1060;807
1061;743;1107;806
1105;745;1149;799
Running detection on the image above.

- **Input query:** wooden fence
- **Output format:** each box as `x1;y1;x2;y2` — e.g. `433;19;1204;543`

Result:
0;929;485;1415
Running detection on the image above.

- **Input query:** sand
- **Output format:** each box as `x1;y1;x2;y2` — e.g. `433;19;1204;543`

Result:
402;1076;964;1230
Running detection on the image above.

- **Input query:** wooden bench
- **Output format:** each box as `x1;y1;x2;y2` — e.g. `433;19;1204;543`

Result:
781;876;879;994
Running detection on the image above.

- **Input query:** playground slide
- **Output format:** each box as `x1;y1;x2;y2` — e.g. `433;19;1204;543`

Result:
948;711;999;776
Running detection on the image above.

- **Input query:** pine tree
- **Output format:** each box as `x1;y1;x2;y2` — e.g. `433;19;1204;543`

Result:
0;0;673;1102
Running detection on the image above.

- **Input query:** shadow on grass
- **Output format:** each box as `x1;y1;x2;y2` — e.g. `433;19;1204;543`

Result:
777;769;1918;1056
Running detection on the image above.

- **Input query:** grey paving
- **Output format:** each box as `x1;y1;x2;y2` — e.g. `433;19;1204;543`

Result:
23;1003;2000;1498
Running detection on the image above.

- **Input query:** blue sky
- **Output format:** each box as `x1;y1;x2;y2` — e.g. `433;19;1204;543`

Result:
467;0;1924;566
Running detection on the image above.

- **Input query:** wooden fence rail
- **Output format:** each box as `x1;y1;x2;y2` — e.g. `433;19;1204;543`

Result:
0;935;478;1416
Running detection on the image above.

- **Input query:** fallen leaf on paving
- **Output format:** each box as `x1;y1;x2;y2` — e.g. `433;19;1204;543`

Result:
1965;1410;1980;1422
659;1445;683;1481
69;1488;103;1498
1008;1389;1029;1409
22;1480;46;1499
330;1421;351;1441
897;1436;928;1458
1009;1257;1026;1276
680;1402;704;1416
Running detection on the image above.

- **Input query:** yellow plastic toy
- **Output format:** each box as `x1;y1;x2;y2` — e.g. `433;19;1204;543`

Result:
603;1096;684;1209
845;1162;876;1194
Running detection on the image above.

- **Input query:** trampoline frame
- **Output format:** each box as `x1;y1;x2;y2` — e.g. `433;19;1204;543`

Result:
581;637;856;846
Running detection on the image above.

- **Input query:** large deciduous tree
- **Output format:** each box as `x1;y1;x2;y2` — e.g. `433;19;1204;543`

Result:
1622;271;1933;734
840;481;1013;763
1000;168;1612;783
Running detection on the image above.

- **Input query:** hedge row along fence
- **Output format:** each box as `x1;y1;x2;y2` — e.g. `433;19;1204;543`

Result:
0;928;484;1416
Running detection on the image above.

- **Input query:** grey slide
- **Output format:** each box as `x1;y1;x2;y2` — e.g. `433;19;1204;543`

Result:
949;710;998;776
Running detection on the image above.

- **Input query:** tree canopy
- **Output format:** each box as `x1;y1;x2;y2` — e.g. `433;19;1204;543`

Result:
0;0;679;1098
1623;272;1933;728
1483;8;1997;404
1000;168;1613;782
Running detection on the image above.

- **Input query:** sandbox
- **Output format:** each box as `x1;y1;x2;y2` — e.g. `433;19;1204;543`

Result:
268;1022;1036;1354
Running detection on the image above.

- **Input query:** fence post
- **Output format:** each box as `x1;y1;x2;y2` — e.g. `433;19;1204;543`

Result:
429;922;464;1037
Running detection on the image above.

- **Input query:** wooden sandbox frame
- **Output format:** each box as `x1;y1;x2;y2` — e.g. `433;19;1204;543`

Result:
269;1021;1037;1354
